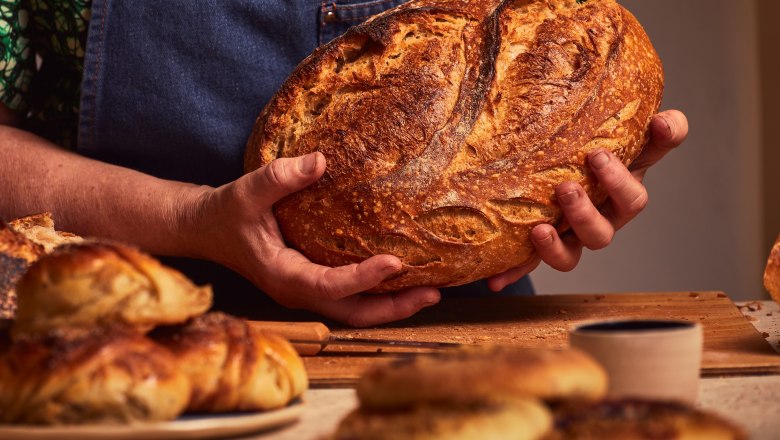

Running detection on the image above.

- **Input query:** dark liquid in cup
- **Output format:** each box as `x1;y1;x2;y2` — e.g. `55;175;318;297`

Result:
576;320;694;332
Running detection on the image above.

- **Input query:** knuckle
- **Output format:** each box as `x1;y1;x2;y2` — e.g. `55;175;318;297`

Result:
631;190;649;212
263;160;291;189
585;231;613;250
316;274;348;302
623;189;649;216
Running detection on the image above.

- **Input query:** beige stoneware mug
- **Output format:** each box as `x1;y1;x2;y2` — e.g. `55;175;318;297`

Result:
569;319;703;404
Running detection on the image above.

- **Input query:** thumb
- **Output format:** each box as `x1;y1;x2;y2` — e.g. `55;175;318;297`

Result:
247;152;325;204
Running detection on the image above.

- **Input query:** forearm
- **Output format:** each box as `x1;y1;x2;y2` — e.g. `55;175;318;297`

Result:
0;124;210;257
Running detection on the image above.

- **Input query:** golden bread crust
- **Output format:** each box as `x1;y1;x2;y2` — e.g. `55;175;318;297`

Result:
543;399;746;440
333;399;552;440
0;222;45;264
0;213;82;319
244;0;664;291
0;224;43;319
8;212;83;254
0;329;191;424
763;234;780;303
11;241;213;338
356;346;607;410
152;312;308;413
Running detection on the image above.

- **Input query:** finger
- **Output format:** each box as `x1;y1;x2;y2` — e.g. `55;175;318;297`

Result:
554;182;615;250
273;252;403;302
588;149;648;229
245;152;326;206
530;223;583;271
629;110;688;177
336;287;442;328
486;257;541;292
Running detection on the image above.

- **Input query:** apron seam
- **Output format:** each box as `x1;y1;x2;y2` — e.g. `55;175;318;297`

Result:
333;0;398;11
90;0;109;151
81;0;110;151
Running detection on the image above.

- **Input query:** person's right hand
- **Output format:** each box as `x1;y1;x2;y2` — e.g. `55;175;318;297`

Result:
185;152;441;327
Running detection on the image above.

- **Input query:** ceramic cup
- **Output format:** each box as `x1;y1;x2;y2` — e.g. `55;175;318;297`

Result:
569;319;703;404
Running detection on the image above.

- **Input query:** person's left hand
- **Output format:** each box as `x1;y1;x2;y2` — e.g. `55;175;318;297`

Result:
487;109;689;291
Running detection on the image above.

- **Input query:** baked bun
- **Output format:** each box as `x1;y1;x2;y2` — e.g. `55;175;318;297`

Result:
544;399;746;440
333;399;552;440
12;241;212;338
8;212;83;253
0;212;84;319
0;222;45;264
244;0;664;292
763;234;780;303
0;223;43;319
357;346;607;410
0;329;191;425
152;312;308;413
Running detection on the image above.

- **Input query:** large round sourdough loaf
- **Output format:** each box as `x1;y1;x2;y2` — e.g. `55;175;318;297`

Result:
244;0;664;292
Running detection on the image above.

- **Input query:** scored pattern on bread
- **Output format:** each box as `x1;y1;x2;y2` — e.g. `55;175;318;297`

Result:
245;0;664;291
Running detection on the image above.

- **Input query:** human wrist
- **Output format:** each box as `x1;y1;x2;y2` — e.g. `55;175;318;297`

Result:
165;183;214;260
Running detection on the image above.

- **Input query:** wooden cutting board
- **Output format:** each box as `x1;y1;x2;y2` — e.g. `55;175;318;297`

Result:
303;291;780;387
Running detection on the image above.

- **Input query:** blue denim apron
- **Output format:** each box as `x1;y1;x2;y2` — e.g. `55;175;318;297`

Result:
78;0;533;316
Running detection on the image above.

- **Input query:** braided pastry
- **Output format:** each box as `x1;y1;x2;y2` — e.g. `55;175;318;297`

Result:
152;312;308;413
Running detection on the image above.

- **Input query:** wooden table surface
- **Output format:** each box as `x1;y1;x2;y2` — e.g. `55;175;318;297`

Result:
246;295;780;440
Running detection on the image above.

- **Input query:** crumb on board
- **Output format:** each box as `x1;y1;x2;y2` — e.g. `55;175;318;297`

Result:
737;301;764;312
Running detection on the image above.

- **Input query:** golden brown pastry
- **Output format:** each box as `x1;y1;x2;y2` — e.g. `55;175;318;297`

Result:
152;312;308;413
0;328;191;425
763;234;780;303
12;241;212;338
0;223;43;319
334;399;552;440
543;399;746;440
244;0;664;292
356;346;607;410
337;346;747;439
0;212;82;319
0;221;45;264
8;212;83;253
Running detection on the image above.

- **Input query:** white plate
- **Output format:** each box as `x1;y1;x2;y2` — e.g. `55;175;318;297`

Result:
0;401;304;440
